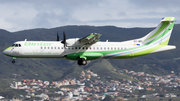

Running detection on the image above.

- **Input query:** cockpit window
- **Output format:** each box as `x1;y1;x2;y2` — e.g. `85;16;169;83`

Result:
11;44;21;47
12;44;15;46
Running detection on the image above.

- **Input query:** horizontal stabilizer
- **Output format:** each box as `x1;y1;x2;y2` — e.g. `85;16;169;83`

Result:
151;45;176;54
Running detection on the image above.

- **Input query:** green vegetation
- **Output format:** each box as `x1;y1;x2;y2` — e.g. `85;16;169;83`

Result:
0;79;26;99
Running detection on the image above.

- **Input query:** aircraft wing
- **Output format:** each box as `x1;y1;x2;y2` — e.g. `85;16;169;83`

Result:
78;33;101;45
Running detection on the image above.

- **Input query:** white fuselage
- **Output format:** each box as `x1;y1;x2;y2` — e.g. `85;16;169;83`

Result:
6;39;138;58
4;38;175;60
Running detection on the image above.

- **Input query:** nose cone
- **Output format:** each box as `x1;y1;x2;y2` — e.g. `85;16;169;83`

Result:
3;49;10;56
3;47;14;56
3;50;7;54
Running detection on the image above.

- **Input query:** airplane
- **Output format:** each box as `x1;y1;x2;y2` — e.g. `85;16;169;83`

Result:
3;17;176;66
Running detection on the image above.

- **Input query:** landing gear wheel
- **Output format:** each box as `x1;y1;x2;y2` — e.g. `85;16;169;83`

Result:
77;58;87;66
12;59;15;64
78;60;82;65
82;60;87;65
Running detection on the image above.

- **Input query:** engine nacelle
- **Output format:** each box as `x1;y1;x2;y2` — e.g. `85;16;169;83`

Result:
65;38;81;46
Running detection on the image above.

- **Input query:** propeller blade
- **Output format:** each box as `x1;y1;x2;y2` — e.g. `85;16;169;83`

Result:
61;30;67;48
57;32;59;41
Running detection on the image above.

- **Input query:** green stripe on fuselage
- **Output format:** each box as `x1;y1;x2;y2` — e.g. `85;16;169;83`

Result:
65;49;129;60
4;46;15;51
114;40;169;59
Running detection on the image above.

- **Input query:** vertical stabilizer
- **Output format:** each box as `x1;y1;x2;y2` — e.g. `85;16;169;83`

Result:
142;17;176;45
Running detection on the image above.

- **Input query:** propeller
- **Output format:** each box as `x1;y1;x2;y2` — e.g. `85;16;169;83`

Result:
57;32;59;41
61;31;67;48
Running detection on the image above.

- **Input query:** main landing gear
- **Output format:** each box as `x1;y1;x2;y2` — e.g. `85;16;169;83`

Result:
12;57;16;64
77;58;87;66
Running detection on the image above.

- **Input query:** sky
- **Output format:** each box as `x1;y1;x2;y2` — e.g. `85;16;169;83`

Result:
0;0;180;32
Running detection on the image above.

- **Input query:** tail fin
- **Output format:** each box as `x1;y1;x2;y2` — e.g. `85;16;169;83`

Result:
142;17;176;45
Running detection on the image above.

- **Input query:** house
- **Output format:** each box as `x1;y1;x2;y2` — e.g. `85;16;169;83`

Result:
0;96;4;99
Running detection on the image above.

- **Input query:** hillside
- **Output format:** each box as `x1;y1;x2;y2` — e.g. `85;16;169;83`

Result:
1;24;180;81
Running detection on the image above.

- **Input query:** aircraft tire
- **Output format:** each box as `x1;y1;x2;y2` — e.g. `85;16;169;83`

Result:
78;60;82;65
12;60;15;64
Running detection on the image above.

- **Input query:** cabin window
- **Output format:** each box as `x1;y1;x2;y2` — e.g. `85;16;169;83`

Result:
79;47;81;49
61;47;63;49
86;47;88;49
44;47;46;49
75;47;77;49
72;47;74;50
111;47;113;50
97;47;99;50
54;47;56;49
41;47;43;49
48;47;49;49
100;47;102;50
89;47;91;50
104;47;106;50
82;47;84;49
58;47;60;49
51;47;53;49
93;47;95;50
19;44;21;47
107;47;109;50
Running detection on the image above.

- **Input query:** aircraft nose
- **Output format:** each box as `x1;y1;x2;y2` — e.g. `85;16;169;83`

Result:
3;47;13;56
3;50;5;54
3;50;8;55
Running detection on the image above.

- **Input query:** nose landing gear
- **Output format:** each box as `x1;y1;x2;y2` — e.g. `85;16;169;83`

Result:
12;57;16;64
12;59;15;63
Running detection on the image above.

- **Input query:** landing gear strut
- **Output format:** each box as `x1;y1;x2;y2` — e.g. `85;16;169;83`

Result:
77;58;87;66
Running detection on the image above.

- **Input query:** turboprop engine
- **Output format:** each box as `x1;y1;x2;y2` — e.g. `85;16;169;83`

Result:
65;38;83;47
